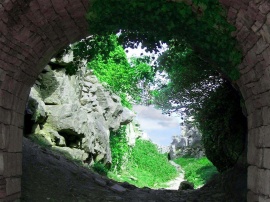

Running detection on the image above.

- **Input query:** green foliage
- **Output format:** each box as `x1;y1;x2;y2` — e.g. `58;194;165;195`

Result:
194;82;247;172
93;162;109;175
128;139;177;184
174;157;218;188
109;139;178;188
110;126;130;172
72;35;155;108
154;43;222;115
87;0;242;80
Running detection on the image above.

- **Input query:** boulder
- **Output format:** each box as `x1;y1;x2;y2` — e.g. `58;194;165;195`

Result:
25;60;135;165
169;117;205;159
178;181;194;190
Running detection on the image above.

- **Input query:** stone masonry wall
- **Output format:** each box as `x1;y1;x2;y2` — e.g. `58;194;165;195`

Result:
0;0;89;201
219;0;270;201
0;0;270;201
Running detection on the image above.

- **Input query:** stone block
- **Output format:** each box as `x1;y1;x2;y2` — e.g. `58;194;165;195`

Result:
247;190;259;202
254;61;266;80
51;0;68;11
258;168;270;196
262;107;270;126
245;97;256;114
237;26;250;43
5;178;20;196
261;24;270;45
0;90;13;110
7;126;22;153
255;38;269;55
0;75;13;93
0;107;11;125
263;149;270;169
259;2;270;14
248;132;263;167
248;166;259;194
227;7;238;22
259;196;270;202
81;0;89;9
248;109;263;129
0;153;4;176
0;124;9;150
246;33;260;50
260;126;270;148
241;70;256;87
12;96;25;113
10;112;24;129
2;152;22;177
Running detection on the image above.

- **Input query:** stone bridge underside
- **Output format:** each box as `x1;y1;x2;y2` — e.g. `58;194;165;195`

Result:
0;0;270;201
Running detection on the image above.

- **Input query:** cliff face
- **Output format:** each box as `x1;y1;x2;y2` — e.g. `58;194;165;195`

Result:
169;118;204;159
24;60;134;165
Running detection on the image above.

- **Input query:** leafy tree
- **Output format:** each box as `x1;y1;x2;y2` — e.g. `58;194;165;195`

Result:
153;44;247;172
194;82;247;172
154;43;223;115
87;0;242;80
84;0;247;172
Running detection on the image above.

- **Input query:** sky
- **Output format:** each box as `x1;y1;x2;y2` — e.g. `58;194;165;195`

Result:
133;105;181;147
125;44;181;147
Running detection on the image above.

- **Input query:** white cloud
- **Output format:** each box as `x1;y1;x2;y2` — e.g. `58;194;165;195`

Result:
133;105;180;128
133;105;181;146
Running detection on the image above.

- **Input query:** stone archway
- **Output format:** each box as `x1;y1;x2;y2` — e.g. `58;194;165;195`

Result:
0;0;89;200
0;0;269;201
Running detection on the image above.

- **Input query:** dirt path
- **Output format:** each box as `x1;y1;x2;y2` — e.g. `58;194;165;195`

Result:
165;161;185;190
21;138;245;202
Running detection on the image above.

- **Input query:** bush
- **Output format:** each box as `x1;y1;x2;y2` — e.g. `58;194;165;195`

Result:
93;162;109;175
195;82;247;172
174;157;218;188
108;138;178;188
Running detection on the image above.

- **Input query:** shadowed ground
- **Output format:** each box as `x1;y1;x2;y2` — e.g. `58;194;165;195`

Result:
21;138;246;202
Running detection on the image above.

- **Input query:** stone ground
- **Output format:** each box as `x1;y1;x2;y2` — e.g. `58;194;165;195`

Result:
21;138;247;202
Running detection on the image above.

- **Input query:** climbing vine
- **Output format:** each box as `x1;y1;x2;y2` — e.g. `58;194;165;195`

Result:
110;126;130;172
71;35;155;108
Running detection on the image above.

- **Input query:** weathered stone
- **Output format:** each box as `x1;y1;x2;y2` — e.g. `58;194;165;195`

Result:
25;64;135;165
110;184;126;193
263;149;270;169
94;178;107;187
5;178;21;196
248;166;259;194
248;132;263;167
247;190;259;202
258;168;270;196
169;117;204;159
178;181;194;190
52;146;88;162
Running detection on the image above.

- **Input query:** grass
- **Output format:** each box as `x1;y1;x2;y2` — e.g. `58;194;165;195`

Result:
29;134;179;189
174;157;218;188
107;139;178;188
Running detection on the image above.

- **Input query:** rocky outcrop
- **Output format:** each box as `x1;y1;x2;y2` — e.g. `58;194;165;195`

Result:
169;117;204;159
125;120;149;146
25;59;134;165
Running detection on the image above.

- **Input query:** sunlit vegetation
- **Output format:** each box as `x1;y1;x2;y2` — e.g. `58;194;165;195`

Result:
174;157;218;188
69;35;155;108
107;138;178;188
86;0;247;173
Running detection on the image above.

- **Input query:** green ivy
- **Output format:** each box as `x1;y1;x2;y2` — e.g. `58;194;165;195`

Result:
87;0;242;80
110;126;130;172
71;35;154;108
